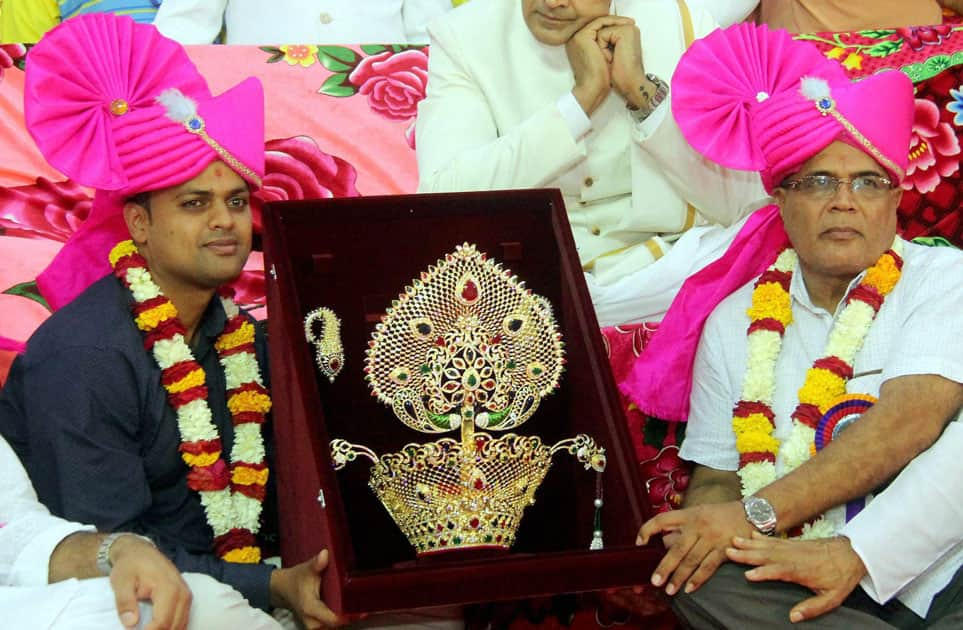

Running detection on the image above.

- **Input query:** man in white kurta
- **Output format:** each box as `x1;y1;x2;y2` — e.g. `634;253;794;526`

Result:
416;0;767;326
0;436;282;630
154;0;453;44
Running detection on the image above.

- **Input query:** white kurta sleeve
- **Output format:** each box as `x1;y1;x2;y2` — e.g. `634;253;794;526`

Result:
841;421;963;607
0;436;92;587
684;0;758;27
415;18;587;193
631;6;766;228
402;0;454;45
153;0;228;45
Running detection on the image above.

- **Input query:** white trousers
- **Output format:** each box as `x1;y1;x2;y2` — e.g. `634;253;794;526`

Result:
9;572;282;630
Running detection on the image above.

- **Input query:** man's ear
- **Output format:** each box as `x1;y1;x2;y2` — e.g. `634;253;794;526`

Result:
891;187;904;208
771;189;787;214
123;200;149;244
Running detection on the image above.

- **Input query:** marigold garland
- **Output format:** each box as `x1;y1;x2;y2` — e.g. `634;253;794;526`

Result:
110;240;270;562
731;239;903;539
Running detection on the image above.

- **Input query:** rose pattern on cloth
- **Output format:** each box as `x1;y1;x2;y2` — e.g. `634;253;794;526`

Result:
257;135;360;220
347;48;429;122
639;446;692;515
0;178;91;242
276;45;429;149
896;25;954;51
903;97;961;194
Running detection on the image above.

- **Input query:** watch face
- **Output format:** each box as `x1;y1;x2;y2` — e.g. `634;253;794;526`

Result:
747;499;771;520
745;496;776;533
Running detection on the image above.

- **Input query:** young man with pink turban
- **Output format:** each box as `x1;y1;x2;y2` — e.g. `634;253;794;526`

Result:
625;23;963;628
0;14;341;629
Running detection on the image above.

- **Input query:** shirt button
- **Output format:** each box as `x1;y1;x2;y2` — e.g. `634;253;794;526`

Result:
591;226;601;236
320;12;333;24
584;176;594;187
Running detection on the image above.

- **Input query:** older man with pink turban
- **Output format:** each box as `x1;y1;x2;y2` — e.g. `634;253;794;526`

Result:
626;23;963;628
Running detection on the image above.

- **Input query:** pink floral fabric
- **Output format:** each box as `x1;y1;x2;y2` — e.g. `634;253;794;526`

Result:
904;98;961;194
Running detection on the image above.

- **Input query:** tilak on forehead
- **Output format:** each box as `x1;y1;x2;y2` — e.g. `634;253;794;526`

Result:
23;13;266;310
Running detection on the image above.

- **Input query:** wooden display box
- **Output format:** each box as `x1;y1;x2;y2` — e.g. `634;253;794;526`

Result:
262;190;661;614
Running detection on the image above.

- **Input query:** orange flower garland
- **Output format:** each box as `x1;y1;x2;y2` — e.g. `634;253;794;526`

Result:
732;239;903;539
110;240;270;562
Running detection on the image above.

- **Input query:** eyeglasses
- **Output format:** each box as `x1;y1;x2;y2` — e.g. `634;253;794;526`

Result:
780;174;895;200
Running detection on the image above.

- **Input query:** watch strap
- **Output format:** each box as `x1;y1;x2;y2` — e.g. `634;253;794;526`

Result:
628;73;669;123
96;532;154;575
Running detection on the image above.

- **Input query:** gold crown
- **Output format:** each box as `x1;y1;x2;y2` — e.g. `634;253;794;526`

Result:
332;432;605;553
329;244;605;555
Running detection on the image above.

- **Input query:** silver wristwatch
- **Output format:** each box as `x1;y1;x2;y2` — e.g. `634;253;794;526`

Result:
96;532;155;575
628;73;669;123
742;495;777;535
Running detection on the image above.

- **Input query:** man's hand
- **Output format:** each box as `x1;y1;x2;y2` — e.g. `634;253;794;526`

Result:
270;549;343;629
637;501;753;596
109;534;192;630
727;533;867;623
566;15;634;116
596;22;649;108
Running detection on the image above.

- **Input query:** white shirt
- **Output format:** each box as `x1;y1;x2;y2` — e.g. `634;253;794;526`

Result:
154;0;454;45
681;240;963;616
0;435;93;624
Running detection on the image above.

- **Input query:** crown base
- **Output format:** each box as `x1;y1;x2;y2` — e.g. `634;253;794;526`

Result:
331;432;605;556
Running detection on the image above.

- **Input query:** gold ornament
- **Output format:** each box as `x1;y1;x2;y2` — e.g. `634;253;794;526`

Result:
332;243;605;555
304;307;344;383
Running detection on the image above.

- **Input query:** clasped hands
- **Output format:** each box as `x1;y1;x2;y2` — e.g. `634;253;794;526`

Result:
565;15;650;116
634;501;868;623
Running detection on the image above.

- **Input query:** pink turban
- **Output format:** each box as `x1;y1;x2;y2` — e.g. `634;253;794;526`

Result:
23;14;265;309
671;23;913;192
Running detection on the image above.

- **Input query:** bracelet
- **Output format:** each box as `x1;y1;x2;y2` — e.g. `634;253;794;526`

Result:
627;73;669;123
96;532;155;575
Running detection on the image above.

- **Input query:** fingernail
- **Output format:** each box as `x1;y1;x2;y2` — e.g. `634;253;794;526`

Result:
651;573;663;586
120;611;137;627
635;536;643;545
790;611;804;623
665;583;677;596
684;583;695;594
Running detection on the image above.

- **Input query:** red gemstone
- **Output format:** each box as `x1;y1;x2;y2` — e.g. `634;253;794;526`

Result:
461;280;479;302
329;359;340;371
435;336;446;346
491;335;502;344
470;518;480;529
473;479;485;490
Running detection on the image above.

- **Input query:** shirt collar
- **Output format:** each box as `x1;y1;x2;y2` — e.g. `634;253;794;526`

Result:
789;266;867;318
